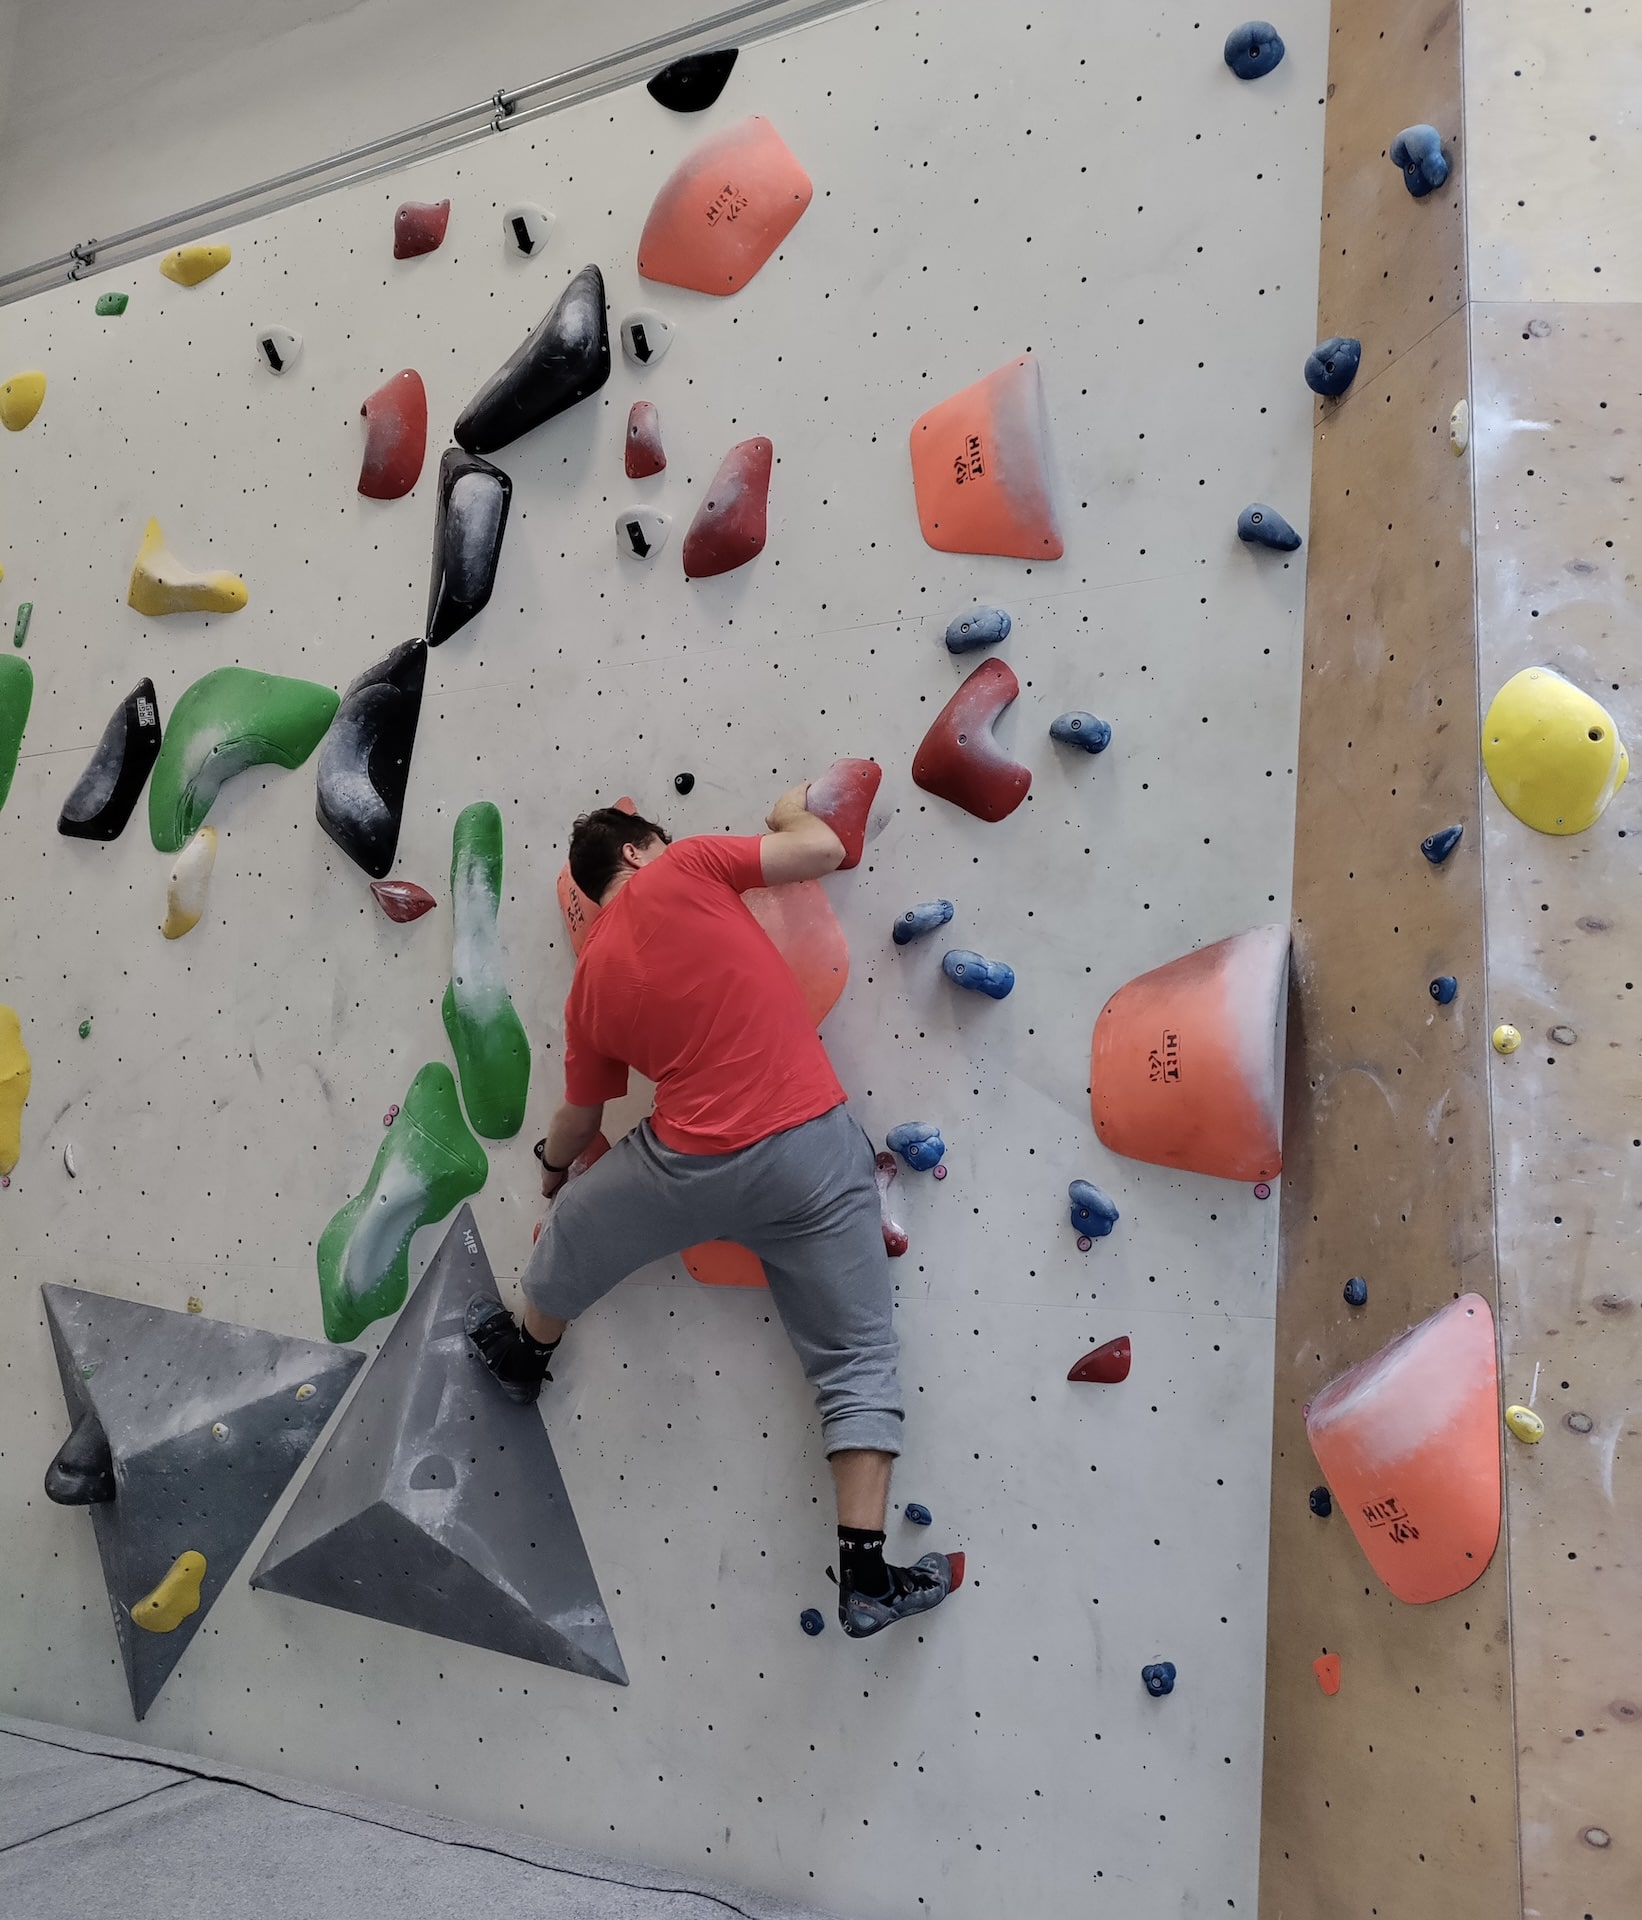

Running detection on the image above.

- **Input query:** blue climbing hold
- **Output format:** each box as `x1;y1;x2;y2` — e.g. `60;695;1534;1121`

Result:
1142;1661;1177;1697
1068;1180;1119;1239
1223;22;1284;78
1391;124;1449;198
905;1502;933;1527
1237;503;1302;551
944;607;1011;654
800;1608;825;1636
943;950;1014;999
1343;1276;1369;1307
1421;822;1464;865
1430;975;1458;1005
1309;1485;1333;1518
887;1122;946;1173
1305;336;1362;398
1049;711;1112;754
893;899;956;946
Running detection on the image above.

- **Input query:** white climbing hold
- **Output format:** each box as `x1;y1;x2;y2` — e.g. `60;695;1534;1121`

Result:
502;204;555;257
1449;399;1469;455
620;310;674;368
163;825;219;940
255;327;303;376
63;1143;77;1178
615;507;671;562
294;1382;316;1401
210;1422;229;1442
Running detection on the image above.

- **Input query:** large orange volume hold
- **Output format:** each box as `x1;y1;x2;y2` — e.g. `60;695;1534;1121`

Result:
1089;923;1288;1181
1306;1294;1502;1604
637;116;813;296
909;355;1064;560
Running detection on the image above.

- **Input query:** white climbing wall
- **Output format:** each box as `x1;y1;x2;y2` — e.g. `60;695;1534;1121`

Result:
0;2;1328;1913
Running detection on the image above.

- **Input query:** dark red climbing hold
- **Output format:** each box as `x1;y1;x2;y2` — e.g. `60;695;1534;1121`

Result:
1068;1336;1131;1384
1309;1485;1333;1518
806;757;881;869
625;401;666;479
911;657;1032;823
800;1607;825;1636
358;370;428;500
682;436;773;579
946;1552;966;1590
370;879;437;923
647;47;738;112
394;199;450;259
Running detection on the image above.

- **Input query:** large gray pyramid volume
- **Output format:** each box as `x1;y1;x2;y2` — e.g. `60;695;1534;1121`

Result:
251;1206;627;1687
40;1285;365;1721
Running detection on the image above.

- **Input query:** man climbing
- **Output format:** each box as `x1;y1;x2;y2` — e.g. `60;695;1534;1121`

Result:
464;784;962;1638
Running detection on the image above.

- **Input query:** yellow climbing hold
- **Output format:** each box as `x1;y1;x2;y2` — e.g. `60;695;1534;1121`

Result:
159;243;231;287
1505;1404;1545;1443
1482;667;1629;835
0;371;46;431
0;1006;30;1177
1492;1023;1523;1055
130;1550;206;1632
127;519;247;617
163;825;218;939
186;1296;204;1314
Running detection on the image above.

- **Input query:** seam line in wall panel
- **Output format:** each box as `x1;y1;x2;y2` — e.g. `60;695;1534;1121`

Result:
0;1776;189;1856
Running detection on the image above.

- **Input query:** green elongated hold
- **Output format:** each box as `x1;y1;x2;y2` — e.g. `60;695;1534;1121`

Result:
95;293;129;316
13;603;32;647
147;666;339;852
316;1062;488;1344
0;654;33;812
442;801;531;1137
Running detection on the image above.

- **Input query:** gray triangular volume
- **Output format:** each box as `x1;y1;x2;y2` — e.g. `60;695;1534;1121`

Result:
250;1207;627;1688
40;1286;365;1721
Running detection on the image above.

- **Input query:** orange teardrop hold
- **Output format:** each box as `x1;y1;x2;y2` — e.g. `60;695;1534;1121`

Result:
637;116;813;296
909;355;1064;561
1090;923;1289;1182
1305;1293;1502;1605
1313;1652;1341;1696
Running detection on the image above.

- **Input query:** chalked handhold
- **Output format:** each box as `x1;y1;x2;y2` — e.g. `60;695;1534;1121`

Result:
393;199;450;259
893;899;955;945
162;827;218;940
315;639;426;879
1492;1023;1522;1055
58;678;163;842
442;803;531;1139
1305;336;1362;398
255;325;302;374
131;1551;207;1633
454;263;611;456
1343;1276;1368;1307
800;1607;825;1636
358;369;428;500
1391;124;1450;197
620;310;674;368
426;447;512;645
1430;975;1458;1005
647;48;738;112
1069;1336;1131;1384
1224;22;1284;77
0;1005;29;1176
904;1502;933;1527
94;292;129;316
1505;1404;1544;1443
875;1152;908;1258
682;437;772;577
805;757;881;869
912;657;1032;823
943;949;1014;999
44;1410;115;1505
1142;1661;1176;1697
1068;1180;1118;1239
616;507;671;562
625;400;666;478
127;518;247;618
944;606;1011;654
1450;400;1470;455
371;879;437;923
674;772;695;795
159;244;230;286
1237;502;1302;550
887;1122;945;1172
1049;711;1112;754
503;203;555;258
638;116;812;295
1482;667;1629;834
1309;1485;1333;1518
1421;823;1464;865
910;355;1064;560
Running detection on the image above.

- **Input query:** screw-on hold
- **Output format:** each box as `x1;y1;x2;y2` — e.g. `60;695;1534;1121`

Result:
799;1608;825;1637
674;772;695;794
1430;974;1458;1005
1421;823;1464;865
186;1297;204;1314
1493;1023;1523;1055
1253;1181;1272;1200
1141;1661;1177;1697
210;1422;229;1441
1309;1486;1333;1517
77;1018;92;1039
1505;1404;1545;1443
1343;1276;1369;1307
904;1502;933;1526
295;1383;317;1401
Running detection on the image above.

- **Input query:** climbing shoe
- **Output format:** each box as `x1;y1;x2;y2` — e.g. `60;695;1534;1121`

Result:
837;1551;965;1639
464;1296;556;1405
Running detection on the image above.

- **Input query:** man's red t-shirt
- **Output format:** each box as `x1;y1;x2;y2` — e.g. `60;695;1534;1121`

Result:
561;834;845;1154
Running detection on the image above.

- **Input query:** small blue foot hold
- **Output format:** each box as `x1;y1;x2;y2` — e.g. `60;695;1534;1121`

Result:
1309;1485;1333;1518
1237;503;1302;551
893;899;955;946
1224;22;1284;77
800;1608;825;1637
1068;1179;1119;1239
944;607;1011;654
1421;822;1464;865
1142;1661;1177;1697
904;1502;933;1526
1305;336;1362;398
887;1122;946;1172
1343;1276;1368;1307
1049;711;1112;754
1429;974;1458;1005
1391;124;1450;197
943;950;1014;999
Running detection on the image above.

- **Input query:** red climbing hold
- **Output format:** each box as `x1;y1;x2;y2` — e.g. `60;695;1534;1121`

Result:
625;401;666;479
875;1152;909;1257
682;437;773;579
805;758;881;870
681;1240;767;1289
1313;1652;1342;1696
358;369;428;500
1068;1335;1131;1384
370;879;436;923
912;657;1032;822
946;1551;966;1590
637;116;812;296
909;355;1064;561
394;199;451;259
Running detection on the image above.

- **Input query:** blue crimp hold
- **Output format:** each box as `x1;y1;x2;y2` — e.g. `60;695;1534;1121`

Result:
800;1608;825;1636
1223;22;1284;78
893;899;955;946
1142;1661;1177;1697
944;606;1011;654
1343;1276;1369;1307
1237;503;1302;551
943;949;1014;999
904;1502;933;1527
1421;823;1463;865
1305;336;1362;398
887;1122;946;1172
1391;124;1449;197
1069;1180;1119;1239
1049;711;1112;754
1429;975;1458;1005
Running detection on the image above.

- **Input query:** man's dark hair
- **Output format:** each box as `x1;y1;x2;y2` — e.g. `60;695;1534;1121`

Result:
568;808;672;903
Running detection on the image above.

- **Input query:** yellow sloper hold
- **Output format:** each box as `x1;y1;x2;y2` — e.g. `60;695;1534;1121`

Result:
159;243;231;287
163;826;218;939
131;1551;207;1633
1505;1404;1545;1443
1482;667;1629;835
127;518;247;617
0;371;46;431
0;1005;30;1176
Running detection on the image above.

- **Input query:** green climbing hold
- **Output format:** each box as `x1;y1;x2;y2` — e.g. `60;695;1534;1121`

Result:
442;801;531;1138
147;666;339;852
78;1019;92;1040
316;1062;488;1344
12;604;31;647
94;293;129;316
0;654;33;813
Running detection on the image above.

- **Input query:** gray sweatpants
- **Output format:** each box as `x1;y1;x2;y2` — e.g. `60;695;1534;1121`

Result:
521;1102;903;1457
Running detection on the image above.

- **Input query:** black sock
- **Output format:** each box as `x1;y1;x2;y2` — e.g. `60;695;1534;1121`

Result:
838;1526;891;1599
518;1324;559;1362
495;1321;558;1386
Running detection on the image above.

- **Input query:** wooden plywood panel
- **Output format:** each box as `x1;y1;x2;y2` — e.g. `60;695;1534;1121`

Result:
1472;301;1642;1920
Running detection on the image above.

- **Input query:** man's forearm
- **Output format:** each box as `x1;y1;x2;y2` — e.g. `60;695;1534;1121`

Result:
542;1101;602;1170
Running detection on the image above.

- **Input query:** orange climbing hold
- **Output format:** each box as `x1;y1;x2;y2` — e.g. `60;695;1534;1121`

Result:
1089;923;1289;1182
681;1240;768;1290
909;355;1064;561
1313;1652;1341;1696
637;116;813;295
1305;1293;1502;1605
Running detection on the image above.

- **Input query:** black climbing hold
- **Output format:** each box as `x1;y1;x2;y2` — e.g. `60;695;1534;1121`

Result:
905;1502;933;1526
1142;1661;1177;1697
426;446;513;646
57;678;163;843
1308;1485;1333;1518
674;772;695;795
453;263;611;456
1305;336;1362;398
1050;711;1112;754
315;639;426;879
1421;822;1464;865
646;48;738;113
1429;974;1458;1005
1390;124;1449;198
1343;1276;1368;1307
44;1408;116;1505
1237;503;1302;551
1223;22;1284;78
800;1607;825;1636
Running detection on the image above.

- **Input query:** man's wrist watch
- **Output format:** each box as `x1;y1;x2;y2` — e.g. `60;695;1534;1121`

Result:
533;1138;571;1173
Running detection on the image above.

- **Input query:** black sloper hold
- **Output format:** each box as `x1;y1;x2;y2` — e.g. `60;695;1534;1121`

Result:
315;639;426;879
452;263;611;457
45;1409;116;1505
426;447;513;646
57;678;163;842
646;48;738;112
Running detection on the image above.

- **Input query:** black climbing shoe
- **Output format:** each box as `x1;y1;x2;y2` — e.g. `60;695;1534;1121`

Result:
837;1551;965;1639
464;1297;555;1406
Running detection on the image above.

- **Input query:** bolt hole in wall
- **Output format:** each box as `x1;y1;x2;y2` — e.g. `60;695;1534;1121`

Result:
0;3;1327;1915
